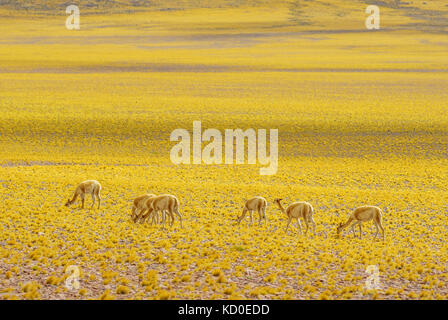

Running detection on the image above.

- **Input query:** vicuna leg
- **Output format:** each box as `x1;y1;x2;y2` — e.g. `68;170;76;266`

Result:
158;211;163;224
165;211;173;226
150;211;155;224
237;208;248;225
303;217;310;235
131;206;137;221
374;222;379;239
297;218;303;235
150;211;158;225
262;206;267;225
164;210;174;227
156;211;165;229
162;212;166;224
90;193;95;209
309;216;316;233
80;194;85;209
160;211;165;224
285;217;292;233
140;208;152;224
160;210;165;229
150;210;158;225
351;223;356;237
162;211;172;230
169;211;174;226
375;215;385;241
96;189;101;209
257;209;262;226
170;211;175;227
173;208;183;228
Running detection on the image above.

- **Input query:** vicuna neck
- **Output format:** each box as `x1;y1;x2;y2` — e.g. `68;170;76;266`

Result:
70;193;78;203
341;216;353;229
276;201;286;214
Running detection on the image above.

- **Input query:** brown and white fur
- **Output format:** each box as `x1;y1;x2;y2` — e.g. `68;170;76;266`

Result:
274;198;315;235
139;194;183;228
65;180;101;209
131;194;156;222
237;196;267;225
336;206;385;240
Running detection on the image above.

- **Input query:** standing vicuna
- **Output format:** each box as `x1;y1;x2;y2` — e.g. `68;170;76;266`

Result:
336;206;385;240
65;180;101;209
274;198;316;235
237;196;267;225
139;194;183;228
131;194;156;222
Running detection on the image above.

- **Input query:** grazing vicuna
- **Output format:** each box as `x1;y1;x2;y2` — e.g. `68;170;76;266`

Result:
65;180;101;209
131;194;156;222
139;194;183;228
274;198;315;235
336;206;385;240
237;196;267;225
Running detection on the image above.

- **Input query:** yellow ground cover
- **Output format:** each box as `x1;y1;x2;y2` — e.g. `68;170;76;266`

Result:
0;0;447;299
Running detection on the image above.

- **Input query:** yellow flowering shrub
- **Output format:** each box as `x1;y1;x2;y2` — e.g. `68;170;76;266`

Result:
1;0;448;300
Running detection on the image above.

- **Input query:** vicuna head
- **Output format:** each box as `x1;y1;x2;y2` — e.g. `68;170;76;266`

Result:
65;199;72;207
336;223;343;235
273;198;282;208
